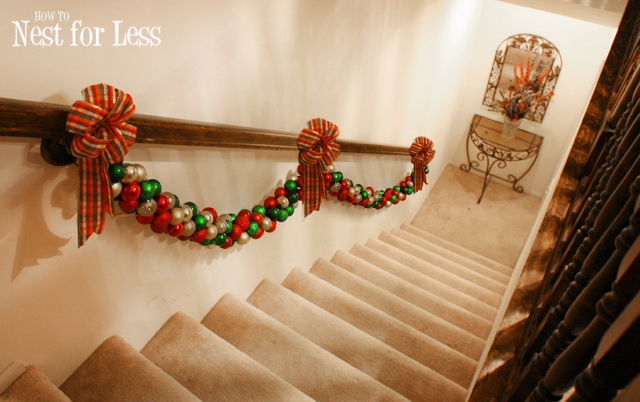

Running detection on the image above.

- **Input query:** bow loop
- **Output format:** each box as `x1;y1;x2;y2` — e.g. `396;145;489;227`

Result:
297;118;341;216
66;83;137;247
409;136;435;191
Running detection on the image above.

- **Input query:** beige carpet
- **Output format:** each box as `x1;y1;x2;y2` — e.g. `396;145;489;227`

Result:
1;165;528;402
3;223;514;401
412;164;541;267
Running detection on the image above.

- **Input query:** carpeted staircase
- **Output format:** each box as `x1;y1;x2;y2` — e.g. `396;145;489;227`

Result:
0;223;513;402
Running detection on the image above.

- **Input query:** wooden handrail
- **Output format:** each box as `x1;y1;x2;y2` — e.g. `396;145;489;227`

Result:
0;97;409;156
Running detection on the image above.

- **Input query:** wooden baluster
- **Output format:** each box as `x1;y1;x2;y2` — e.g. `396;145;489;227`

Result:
520;170;640;365
508;179;640;401
524;95;640;345
536;234;640;402
522;88;640;374
556;100;640;285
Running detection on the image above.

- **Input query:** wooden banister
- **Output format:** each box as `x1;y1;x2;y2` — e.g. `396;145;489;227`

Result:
0;97;410;156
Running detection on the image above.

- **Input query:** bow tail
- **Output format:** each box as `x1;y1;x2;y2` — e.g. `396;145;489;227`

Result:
76;158;109;247
413;161;427;191
301;164;326;217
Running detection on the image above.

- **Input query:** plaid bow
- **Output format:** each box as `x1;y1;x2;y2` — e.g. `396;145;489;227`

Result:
297;118;341;217
409;137;435;191
66;84;137;247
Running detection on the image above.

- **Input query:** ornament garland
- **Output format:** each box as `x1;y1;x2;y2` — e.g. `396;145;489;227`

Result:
107;161;429;249
65;83;435;249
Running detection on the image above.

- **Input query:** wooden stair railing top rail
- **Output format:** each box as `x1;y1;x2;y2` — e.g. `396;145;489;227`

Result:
0;97;409;156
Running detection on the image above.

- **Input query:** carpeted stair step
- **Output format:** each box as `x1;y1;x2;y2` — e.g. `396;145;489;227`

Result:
140;311;313;402
60;335;199;401
399;223;513;275
309;259;485;360
392;226;513;281
330;249;493;339
247;279;468;400
350;243;499;320
201;293;408;402
281;268;478;388
378;232;508;294
364;238;503;308
0;364;70;401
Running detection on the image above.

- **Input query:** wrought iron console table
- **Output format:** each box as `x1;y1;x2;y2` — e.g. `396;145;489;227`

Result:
460;114;543;203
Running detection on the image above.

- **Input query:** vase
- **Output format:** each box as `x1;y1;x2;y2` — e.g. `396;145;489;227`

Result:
502;116;521;140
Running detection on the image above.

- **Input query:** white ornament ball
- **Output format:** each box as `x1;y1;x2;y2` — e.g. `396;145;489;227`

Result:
133;164;147;182
121;164;138;183
236;232;250;245
137;199;157;216
182;205;193;222
277;196;289;208
215;219;228;234
182;220;196;237
111;182;122;199
170;207;185;225
206;225;218;240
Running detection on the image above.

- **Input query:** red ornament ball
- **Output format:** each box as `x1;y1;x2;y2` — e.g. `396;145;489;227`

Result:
235;216;250;231
264;196;277;209
274;187;287;198
121;182;141;202
229;224;244;241
118;199;139;213
167;224;184;237
221;236;234;249
150;221;168;234
135;214;154;225
153;211;172;227
154;195;170;213
251;211;264;226
190;229;208;243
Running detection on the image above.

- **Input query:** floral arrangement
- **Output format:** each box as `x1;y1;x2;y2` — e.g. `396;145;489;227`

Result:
490;57;554;122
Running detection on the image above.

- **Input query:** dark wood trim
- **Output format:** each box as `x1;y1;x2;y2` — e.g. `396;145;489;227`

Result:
0;97;410;156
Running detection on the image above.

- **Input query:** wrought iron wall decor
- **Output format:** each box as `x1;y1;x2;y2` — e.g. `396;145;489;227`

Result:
483;33;562;123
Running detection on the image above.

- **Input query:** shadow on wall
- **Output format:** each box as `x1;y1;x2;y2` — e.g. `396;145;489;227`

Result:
6;142;75;280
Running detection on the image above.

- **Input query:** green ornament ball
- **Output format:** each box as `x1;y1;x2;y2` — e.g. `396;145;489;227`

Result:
285;205;295;216
138;181;156;201
193;214;207;231
108;164;125;183
146;179;161;196
277;209;288;222
247;221;260;236
284;180;298;192
406;187;414;195
213;233;227;246
266;207;279;220
331;172;343;183
287;192;299;204
252;205;266;215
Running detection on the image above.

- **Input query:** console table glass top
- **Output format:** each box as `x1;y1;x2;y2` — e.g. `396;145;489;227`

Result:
460;114;543;203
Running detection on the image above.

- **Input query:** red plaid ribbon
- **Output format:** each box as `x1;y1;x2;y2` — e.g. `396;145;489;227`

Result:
297;118;341;216
66;84;137;247
409;136;435;191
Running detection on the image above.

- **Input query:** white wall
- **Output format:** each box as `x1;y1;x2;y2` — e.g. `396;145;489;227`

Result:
0;0;617;386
